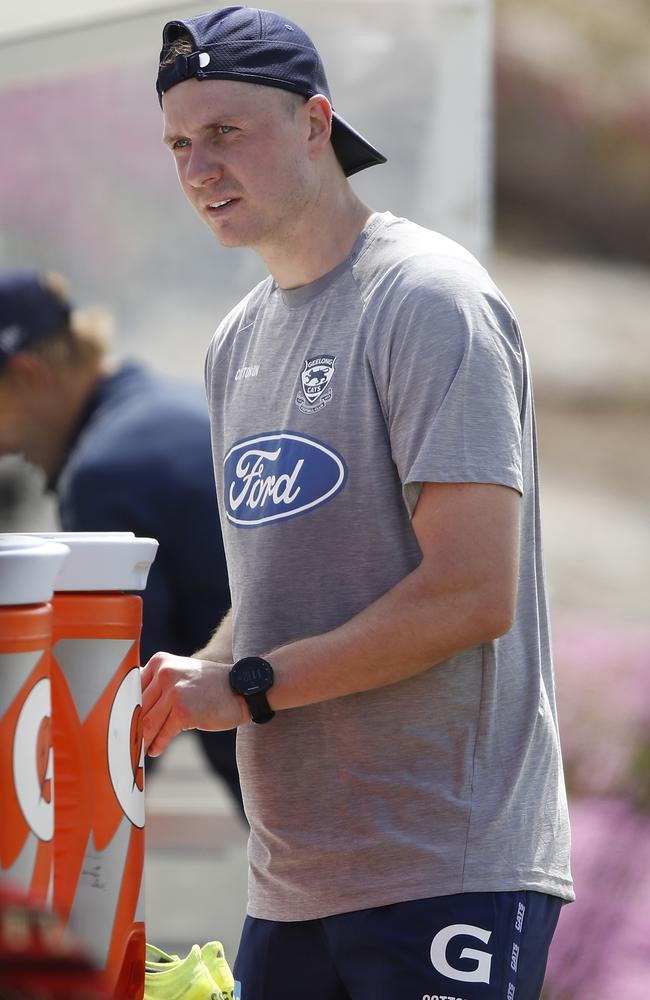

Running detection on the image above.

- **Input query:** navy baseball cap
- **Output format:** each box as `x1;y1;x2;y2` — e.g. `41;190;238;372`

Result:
156;5;387;178
0;271;70;371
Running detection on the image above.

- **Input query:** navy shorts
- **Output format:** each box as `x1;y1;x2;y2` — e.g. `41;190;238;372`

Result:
233;890;562;1000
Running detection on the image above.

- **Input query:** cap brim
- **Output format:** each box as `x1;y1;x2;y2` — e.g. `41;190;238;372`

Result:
330;112;387;178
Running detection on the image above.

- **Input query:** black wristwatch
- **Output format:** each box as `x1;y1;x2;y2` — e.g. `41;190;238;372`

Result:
229;656;275;725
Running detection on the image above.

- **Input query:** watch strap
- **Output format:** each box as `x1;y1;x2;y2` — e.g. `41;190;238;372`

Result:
245;691;275;725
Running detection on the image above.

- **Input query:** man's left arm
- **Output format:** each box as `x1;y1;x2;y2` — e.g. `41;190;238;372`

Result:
264;479;520;710
142;479;519;755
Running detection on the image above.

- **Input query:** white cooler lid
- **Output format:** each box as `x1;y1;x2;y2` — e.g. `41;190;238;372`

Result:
30;532;158;592
0;534;70;605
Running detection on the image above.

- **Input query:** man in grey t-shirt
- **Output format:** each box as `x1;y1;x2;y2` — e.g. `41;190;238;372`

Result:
143;7;573;999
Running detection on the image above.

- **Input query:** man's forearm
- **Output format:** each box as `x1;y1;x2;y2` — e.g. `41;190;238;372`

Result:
264;561;510;713
187;483;517;720
265;482;520;713
194;607;234;663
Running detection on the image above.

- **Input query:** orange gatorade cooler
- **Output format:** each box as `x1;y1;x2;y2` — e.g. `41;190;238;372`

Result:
38;532;157;1000
0;534;69;904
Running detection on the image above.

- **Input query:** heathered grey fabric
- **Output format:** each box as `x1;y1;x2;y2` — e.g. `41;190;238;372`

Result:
205;213;574;920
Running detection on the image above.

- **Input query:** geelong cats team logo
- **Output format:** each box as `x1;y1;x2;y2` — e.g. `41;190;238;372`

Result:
296;354;336;413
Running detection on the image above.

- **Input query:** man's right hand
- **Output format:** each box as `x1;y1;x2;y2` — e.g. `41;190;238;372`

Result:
141;651;248;758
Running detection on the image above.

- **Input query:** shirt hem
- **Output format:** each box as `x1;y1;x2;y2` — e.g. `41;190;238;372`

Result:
247;872;575;922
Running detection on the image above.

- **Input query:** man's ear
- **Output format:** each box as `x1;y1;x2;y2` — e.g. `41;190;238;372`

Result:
305;94;333;160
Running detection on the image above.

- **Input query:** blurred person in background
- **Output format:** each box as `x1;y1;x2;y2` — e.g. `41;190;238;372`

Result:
142;7;574;999
0;268;242;813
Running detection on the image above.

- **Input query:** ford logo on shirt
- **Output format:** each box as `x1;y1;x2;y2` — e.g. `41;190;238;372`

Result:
224;431;347;527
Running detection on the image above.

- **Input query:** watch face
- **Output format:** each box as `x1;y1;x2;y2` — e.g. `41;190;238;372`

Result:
231;657;273;696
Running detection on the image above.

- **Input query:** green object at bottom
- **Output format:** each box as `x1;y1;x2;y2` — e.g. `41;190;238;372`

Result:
144;940;235;1000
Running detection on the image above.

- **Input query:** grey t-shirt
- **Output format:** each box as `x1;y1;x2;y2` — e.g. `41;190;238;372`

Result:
205;212;574;920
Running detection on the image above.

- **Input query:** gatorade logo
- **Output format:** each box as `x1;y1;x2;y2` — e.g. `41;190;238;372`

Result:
107;668;145;828
430;924;493;984
130;705;144;793
36;716;52;804
13;678;54;842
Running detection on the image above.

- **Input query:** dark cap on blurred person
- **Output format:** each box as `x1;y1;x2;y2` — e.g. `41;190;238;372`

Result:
156;5;387;178
0;271;70;371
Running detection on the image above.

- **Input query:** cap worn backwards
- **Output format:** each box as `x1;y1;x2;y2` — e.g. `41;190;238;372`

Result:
156;5;387;178
0;271;70;371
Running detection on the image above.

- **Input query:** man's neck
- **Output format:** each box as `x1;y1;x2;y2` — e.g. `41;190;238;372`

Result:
259;181;375;290
39;362;111;482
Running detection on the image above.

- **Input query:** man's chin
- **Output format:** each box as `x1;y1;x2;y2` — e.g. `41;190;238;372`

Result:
204;219;246;249
205;214;271;252
213;231;249;249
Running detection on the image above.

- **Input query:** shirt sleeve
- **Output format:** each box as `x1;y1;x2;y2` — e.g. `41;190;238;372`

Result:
365;259;525;514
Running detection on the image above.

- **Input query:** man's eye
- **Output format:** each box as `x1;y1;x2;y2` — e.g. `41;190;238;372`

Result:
172;138;191;151
216;125;235;135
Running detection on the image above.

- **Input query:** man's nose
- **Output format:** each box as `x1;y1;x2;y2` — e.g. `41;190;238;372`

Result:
184;145;223;189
